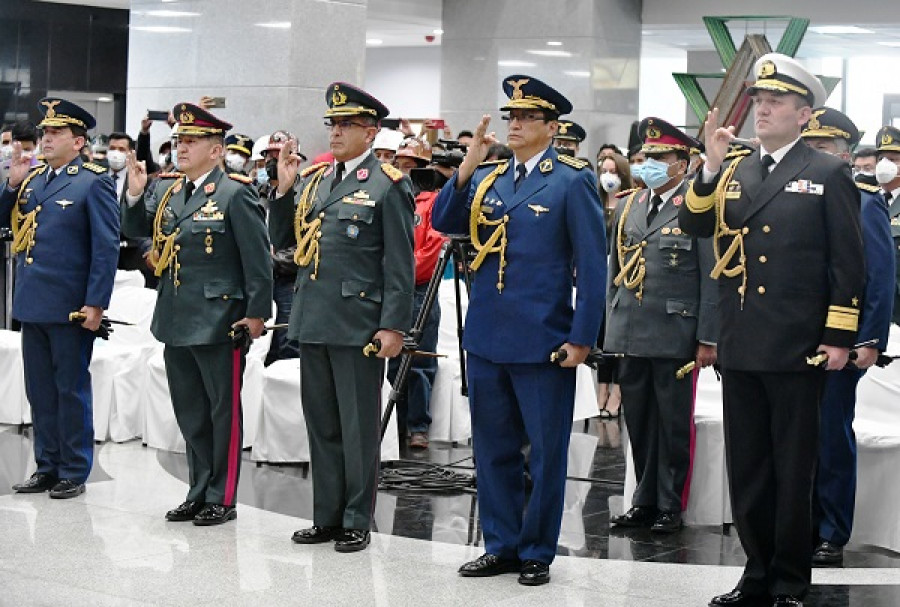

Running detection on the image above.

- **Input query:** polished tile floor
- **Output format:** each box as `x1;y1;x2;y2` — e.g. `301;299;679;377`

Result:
1;420;898;606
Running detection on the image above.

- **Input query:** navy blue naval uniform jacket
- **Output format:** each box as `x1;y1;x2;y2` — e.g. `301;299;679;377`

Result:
856;187;894;349
431;147;607;362
0;158;120;321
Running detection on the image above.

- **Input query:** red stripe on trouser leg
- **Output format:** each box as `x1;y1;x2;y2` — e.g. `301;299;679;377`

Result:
680;366;699;511
223;348;242;506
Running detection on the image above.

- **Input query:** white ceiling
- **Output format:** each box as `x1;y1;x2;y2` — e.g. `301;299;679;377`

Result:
36;0;444;47
33;1;900;57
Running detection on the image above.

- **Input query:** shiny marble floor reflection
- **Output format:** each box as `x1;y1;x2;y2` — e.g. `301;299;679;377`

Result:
1;421;899;606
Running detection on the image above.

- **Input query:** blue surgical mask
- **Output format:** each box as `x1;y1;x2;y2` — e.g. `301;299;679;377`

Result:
630;163;643;181
638;158;678;190
255;166;269;187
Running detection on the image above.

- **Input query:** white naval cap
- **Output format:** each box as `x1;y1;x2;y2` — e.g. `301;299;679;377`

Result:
747;52;828;108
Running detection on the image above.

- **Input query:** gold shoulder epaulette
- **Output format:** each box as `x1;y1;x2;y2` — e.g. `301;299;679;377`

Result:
615;187;641;199
724;149;753;160
301;162;330;178
557;154;589;170
381;162;403;183
478;159;508;167
157;171;183;180
83;162;107;174
228;172;252;184
857;181;881;193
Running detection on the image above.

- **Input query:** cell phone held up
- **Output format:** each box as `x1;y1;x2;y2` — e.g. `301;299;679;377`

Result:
147;110;169;121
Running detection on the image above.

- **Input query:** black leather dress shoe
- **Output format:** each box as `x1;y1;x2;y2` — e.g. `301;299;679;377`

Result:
772;596;803;607
518;560;550;586
458;553;521;577
709;589;768;606
650;511;683;534
611;506;658;527
192;504;236;526
812;540;844;566
334;529;370;553
49;479;85;499
292;526;343;544
165;500;205;522
12;473;57;493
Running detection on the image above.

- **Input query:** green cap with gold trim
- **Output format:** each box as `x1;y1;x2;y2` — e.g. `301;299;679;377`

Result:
876;125;900;153
324;82;389;120
172;102;232;137
801;108;860;146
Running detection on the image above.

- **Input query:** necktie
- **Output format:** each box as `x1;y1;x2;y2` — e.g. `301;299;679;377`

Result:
184;181;195;201
761;154;775;181
647;194;662;225
514;164;527;192
330;162;345;192
46;169;57;185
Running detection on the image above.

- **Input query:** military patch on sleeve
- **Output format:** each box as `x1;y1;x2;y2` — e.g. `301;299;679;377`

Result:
381;162;403;183
301;161;330;178
82;162;108;174
557;154;588;170
615;187;641;199
857;181;881;194
228;172;252;184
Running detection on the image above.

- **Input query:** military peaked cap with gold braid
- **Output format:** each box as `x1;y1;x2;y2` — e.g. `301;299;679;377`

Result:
173;102;232;137
37;97;96;130
801;108;860;146
747;52;827;108
324;82;389;120
225;133;254;157
639;117;700;155
875;125;900;154
500;74;572;116
555;120;586;143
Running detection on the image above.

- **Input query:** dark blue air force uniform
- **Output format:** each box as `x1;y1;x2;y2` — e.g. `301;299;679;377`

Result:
0;101;119;485
433;114;607;564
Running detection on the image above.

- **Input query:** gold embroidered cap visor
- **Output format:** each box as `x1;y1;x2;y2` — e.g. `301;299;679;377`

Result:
875;126;900;153
638;117;700;154
554;121;586;142
172;102;232;137
324;82;389;120
801;108;859;146
746;53;827;108
499;74;572;116
37;97;96;130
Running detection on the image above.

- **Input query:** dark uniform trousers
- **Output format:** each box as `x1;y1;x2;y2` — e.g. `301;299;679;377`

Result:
723;369;825;598
814;367;862;547
300;343;384;531
681;142;864;600
618;356;696;512
467;353;576;565
163;343;245;506
22;323;96;483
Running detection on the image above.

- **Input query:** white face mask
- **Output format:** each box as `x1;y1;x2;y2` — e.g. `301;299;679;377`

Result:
225;152;247;173
875;157;898;185
0;144;12;160
599;171;621;193
107;150;126;171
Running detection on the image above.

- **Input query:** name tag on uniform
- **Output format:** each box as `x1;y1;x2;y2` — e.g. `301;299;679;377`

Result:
784;180;823;195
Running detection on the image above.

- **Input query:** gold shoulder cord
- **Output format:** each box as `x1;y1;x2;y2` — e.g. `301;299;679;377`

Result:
292;166;328;280
11;166;47;258
613;190;647;302
709;156;749;308
151;178;185;287
469;162;510;292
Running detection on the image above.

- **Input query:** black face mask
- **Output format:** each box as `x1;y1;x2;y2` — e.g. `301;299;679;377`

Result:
265;159;278;181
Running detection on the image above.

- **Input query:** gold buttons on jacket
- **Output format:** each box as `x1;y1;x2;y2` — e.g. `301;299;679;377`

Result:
359;291;366;298
758;286;766;295
25;257;33;265
223;295;229;300
762;225;771;233
759;255;767;263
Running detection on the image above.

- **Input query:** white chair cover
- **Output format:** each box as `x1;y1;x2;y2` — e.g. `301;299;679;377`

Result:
0;330;28;424
252;358;400;463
